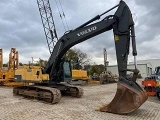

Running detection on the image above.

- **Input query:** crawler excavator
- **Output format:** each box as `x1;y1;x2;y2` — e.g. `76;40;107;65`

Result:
13;1;148;114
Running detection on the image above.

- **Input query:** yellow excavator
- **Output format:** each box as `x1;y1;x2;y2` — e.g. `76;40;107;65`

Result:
14;64;49;85
13;0;148;114
72;69;100;85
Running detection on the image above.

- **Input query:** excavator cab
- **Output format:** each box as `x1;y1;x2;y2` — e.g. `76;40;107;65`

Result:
60;60;72;83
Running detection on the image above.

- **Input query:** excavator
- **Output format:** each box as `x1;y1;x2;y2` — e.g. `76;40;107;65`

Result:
13;1;148;114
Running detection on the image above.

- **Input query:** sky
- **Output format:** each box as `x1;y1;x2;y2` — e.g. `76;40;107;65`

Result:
0;0;160;65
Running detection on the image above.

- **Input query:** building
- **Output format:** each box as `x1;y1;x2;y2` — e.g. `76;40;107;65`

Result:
107;59;160;78
129;59;160;73
107;63;152;78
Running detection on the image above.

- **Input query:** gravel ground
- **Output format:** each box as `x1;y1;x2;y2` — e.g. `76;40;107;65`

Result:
0;80;159;120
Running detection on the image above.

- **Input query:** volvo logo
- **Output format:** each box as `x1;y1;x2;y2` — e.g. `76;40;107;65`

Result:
77;26;97;37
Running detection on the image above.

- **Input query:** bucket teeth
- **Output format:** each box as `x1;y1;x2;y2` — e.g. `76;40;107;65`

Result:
95;104;108;111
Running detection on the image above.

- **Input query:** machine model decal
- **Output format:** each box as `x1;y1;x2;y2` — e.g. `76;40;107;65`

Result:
77;26;97;37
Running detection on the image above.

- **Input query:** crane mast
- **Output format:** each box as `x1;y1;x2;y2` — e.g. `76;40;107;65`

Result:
37;0;58;54
8;48;18;70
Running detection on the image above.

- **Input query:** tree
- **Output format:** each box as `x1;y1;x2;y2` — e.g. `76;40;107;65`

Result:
65;48;91;69
89;64;105;76
19;62;23;66
38;59;48;67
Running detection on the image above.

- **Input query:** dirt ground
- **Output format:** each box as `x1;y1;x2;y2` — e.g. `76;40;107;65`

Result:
0;80;159;120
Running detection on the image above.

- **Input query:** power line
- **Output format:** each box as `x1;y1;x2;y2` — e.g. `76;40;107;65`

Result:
58;0;69;30
54;0;67;32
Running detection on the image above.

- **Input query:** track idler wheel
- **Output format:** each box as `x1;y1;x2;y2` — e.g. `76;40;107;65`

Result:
58;82;84;98
70;86;84;98
96;77;148;114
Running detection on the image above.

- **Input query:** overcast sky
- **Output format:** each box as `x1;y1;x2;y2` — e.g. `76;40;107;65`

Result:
1;0;160;65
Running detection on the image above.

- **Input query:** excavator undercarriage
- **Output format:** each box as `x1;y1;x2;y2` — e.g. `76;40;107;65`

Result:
13;83;83;103
13;77;84;102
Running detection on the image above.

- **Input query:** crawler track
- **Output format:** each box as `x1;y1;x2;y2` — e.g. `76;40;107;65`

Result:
13;83;83;104
13;86;61;104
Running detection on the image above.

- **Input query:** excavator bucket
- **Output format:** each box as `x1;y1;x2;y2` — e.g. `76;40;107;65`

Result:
97;78;148;114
